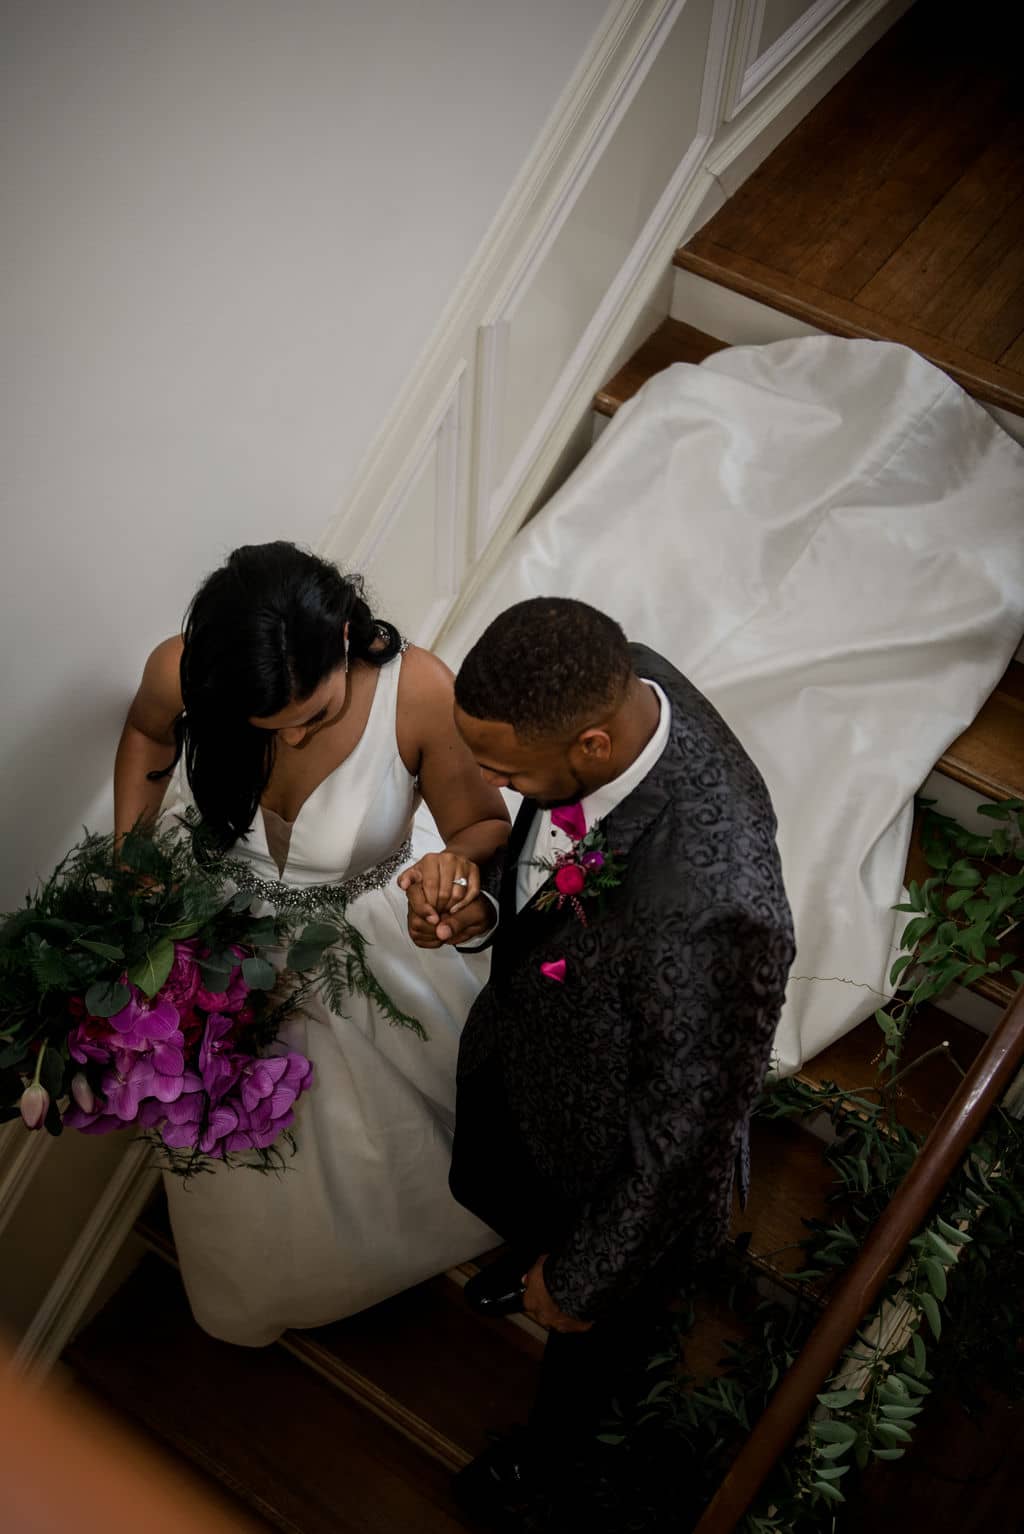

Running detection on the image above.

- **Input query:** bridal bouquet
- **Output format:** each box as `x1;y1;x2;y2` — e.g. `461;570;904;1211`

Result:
0;824;416;1179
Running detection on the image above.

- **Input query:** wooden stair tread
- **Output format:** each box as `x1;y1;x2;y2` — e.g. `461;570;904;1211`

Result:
64;1256;486;1534
674;1;1024;418
292;1276;541;1467
134;1200;539;1472
941;660;1024;802
798;1003;984;1139
593;318;727;416
732;1118;835;1286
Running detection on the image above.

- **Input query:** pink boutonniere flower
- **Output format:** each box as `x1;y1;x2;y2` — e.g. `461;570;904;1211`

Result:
540;959;567;984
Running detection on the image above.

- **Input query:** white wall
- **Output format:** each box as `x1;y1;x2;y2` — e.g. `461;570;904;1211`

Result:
0;0;609;907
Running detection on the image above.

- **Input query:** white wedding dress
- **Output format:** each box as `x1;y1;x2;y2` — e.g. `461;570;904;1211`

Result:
162;650;496;1346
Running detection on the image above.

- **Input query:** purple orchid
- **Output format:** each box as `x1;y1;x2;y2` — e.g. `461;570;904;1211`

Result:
198;1014;243;1101
162;940;202;1011
69;1022;114;1065
100;1052;155;1121
108;993;180;1052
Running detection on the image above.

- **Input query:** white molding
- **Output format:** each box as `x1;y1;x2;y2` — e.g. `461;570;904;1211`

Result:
317;0;676;569
474;0;697;547
727;0;855;119
14;1139;157;1380
455;0;737;608
709;0;909;189
350;363;468;646
0;1124;52;1243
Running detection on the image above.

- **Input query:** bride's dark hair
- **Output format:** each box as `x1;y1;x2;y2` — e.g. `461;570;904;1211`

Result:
155;542;401;852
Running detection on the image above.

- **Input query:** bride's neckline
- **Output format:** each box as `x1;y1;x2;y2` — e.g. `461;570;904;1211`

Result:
259;662;386;829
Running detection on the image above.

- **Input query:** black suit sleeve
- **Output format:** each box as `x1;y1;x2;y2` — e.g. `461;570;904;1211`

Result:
543;904;793;1320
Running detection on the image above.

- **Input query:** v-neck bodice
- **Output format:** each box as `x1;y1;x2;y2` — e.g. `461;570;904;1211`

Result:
165;650;419;888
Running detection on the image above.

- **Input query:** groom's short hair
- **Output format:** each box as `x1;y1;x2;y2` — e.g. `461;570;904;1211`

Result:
455;597;633;740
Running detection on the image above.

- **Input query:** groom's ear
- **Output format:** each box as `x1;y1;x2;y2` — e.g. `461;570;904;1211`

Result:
575;727;613;763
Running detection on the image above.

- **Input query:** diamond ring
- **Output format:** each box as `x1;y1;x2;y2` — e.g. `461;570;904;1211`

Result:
452;876;469;887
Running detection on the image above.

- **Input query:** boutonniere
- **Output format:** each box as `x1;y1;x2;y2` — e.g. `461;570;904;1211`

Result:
530;803;625;925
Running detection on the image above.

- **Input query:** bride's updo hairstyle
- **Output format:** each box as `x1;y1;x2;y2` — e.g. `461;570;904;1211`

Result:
157;542;401;853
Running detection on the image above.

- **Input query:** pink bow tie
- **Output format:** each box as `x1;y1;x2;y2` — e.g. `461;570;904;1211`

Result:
550;802;587;842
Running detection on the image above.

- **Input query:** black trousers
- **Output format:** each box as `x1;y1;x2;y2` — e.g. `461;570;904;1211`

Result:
451;1053;668;1449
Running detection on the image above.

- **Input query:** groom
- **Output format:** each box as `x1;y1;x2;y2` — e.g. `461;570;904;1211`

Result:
404;597;794;1518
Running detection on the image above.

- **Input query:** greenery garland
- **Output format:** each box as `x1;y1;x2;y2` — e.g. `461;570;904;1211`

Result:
592;798;1024;1532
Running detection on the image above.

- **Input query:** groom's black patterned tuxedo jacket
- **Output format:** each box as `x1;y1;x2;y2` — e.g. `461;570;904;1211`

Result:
451;644;795;1321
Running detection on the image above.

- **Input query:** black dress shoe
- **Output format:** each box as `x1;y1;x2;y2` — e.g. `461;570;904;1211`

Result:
463;1252;532;1317
452;1429;549;1527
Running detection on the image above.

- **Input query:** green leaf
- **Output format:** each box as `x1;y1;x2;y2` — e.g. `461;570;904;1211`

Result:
126;937;175;999
813;1421;857;1445
298;922;342;947
945;888;975;911
241;956;277;991
814;1465;850;1481
818;1440;853;1460
74;938;126;961
935;1215;971;1246
880;1404;922;1421
817;1389;861;1409
898;917;933;950
85;980;132;1018
813;1481;845;1504
875;1421;913;1445
976;801;1013;819
286;942;325;972
910;1332;927;1373
947;861;982;888
925;1229;960;1265
596;1433;625;1446
890;953;915;986
872;1448;906;1461
920;1292;942;1339
921;1256;948;1301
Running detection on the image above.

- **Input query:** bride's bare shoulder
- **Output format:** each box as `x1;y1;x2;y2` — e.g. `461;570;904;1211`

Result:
127;636;184;739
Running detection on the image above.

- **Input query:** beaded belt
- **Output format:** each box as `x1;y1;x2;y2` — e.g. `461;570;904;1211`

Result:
230;835;414;913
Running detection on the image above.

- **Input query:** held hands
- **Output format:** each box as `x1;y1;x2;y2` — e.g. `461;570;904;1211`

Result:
397;852;492;948
522;1255;593;1334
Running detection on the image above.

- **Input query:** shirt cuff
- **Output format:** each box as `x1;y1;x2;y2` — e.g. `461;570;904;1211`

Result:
456;892;500;952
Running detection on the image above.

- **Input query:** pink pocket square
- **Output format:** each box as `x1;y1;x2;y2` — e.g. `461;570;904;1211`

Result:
540;958;566;983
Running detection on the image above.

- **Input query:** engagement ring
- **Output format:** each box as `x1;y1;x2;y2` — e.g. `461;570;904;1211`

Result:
452;876;469;887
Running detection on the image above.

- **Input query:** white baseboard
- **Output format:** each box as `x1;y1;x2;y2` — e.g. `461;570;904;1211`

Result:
14;1140;157;1380
0;1125;53;1244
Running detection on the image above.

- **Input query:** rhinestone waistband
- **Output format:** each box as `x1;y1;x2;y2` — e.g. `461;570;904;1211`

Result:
231;835;414;912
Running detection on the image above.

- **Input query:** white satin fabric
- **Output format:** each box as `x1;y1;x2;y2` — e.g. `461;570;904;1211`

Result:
442;338;1024;1074
162;653;495;1346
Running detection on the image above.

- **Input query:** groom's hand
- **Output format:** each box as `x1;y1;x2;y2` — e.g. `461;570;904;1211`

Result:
404;890;493;948
522;1256;593;1334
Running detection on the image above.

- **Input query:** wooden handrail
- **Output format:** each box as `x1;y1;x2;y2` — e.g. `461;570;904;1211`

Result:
693;983;1024;1534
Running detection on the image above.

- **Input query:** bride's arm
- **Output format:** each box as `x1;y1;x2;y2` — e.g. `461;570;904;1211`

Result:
396;646;510;917
113;637;185;845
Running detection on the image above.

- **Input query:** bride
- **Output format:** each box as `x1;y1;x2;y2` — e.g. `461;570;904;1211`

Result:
114;541;509;1345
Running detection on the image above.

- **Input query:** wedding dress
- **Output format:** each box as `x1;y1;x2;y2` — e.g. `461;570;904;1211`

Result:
162;647;495;1345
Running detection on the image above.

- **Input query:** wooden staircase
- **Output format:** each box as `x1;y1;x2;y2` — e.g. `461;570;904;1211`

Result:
62;9;1024;1531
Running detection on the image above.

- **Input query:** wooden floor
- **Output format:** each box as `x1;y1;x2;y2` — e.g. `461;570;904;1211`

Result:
679;0;1024;414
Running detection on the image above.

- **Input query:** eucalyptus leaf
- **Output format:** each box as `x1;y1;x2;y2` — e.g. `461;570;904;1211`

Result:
919;1292;942;1339
921;1255;947;1301
813;1421;857;1445
875;1421;912;1445
287;942;324;972
299;922;342;946
241;956;277;991
85;980;131;1018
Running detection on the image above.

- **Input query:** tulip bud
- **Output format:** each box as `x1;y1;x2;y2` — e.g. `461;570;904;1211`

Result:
19;1083;50;1131
71;1072;95;1114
